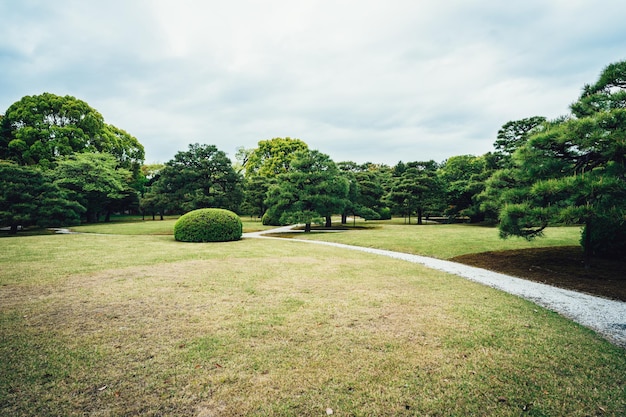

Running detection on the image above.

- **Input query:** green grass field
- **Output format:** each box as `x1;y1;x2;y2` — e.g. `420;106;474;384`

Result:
1;220;624;416
277;221;582;259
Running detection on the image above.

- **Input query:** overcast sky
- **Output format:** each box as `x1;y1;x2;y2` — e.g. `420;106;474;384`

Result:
1;1;625;165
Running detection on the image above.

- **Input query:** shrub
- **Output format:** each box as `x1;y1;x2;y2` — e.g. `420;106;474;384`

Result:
377;207;392;220
174;208;242;242
581;214;626;259
262;208;283;226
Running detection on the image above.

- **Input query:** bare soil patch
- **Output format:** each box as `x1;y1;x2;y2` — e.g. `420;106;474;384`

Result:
451;246;626;302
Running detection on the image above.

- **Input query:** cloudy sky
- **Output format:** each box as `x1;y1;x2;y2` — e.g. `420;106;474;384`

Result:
1;0;625;165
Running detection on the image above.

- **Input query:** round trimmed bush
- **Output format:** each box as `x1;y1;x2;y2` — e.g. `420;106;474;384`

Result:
174;208;242;242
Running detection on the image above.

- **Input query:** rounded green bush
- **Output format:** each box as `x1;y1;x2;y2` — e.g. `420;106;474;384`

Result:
174;208;242;242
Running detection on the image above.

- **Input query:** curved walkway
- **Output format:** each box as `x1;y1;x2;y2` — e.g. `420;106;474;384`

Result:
245;226;626;349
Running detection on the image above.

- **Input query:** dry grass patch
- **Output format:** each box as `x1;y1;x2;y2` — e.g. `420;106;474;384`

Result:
1;237;625;416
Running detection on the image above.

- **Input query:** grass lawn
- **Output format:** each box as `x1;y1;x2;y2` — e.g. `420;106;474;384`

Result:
273;221;582;259
67;216;273;235
1;223;625;416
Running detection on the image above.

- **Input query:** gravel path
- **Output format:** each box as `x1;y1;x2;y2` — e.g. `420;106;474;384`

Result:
245;226;626;349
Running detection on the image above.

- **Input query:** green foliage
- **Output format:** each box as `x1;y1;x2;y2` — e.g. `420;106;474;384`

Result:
261;208;284;226
0;93;144;173
386;161;442;224
51;153;135;223
493;116;546;167
377;206;392;220
494;60;626;265
0;161;84;232
174;208;242;242
242;175;274;218
265;149;349;231
0;93;104;166
580;213;626;259
150;143;243;214
438;154;493;221
244;137;308;177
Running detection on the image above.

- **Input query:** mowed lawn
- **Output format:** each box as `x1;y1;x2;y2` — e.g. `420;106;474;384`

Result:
1;224;624;416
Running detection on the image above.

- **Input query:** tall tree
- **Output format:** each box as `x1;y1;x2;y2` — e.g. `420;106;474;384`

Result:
151;143;243;214
0;93;105;167
265;150;349;231
0;161;83;233
438;154;494;222
51;153;135;223
338;162;385;223
498;61;626;265
387;161;442;224
241;175;274;218
494;116;546;159
244;137;309;177
0;93;145;170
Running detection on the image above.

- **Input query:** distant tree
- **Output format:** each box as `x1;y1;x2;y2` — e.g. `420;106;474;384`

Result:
151;143;243;214
337;163;386;223
493;116;546;168
387;161;442;224
0;161;83;233
438;154;494;222
244;137;309;177
241;175;274;218
265;150;349;231
52;153;135;223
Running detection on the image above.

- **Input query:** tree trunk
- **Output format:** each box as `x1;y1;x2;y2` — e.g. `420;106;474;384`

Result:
86;211;98;223
305;222;311;233
417;207;423;225
584;217;592;270
341;213;347;224
105;210;111;222
9;224;18;235
325;215;332;228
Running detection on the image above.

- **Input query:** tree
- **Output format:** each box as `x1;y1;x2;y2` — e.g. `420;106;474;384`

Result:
0;93;105;167
498;60;626;265
493;116;546;164
0;93;145;171
241;175;274;218
0;161;83;233
52;153;135;223
337;162;385;224
265;150;349;232
151;143;243;214
244;137;309;177
387;161;442;224
99;124;145;178
438;154;494;222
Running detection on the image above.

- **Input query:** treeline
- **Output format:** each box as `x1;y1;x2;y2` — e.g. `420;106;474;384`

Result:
1;61;625;263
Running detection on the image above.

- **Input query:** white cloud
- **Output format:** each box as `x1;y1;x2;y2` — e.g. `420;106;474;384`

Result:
1;0;626;165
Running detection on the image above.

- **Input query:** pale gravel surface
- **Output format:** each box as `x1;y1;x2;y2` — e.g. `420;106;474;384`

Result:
245;226;626;349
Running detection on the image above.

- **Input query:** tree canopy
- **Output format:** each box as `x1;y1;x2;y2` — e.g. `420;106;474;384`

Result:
265;149;349;231
497;60;626;263
149;143;243;214
387;161;442;224
244;137;309;177
0;93;144;170
0;161;84;233
51;153;136;223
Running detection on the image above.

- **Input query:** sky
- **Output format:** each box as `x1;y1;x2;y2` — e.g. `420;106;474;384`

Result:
1;0;625;166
